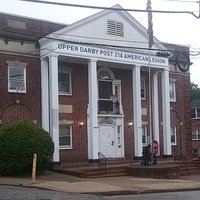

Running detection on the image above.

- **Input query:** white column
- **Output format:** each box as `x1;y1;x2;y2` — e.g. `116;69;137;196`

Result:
152;72;160;143
88;59;99;160
162;69;171;156
49;54;60;163
132;65;142;158
41;58;49;132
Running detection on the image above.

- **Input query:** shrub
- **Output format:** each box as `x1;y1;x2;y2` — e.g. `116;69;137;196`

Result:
0;120;54;175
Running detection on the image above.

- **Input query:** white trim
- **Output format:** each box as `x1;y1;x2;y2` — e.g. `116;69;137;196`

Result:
49;54;60;162
152;72;160;144
98;67;115;80
169;80;176;102
132;65;142;157
191;108;200;119
41;59;49;132
162;69;172;155
59;124;73;149
39;5;167;51
58;66;72;95
140;77;146;100
53;42;169;68
7;65;26;93
192;129;200;141
88;59;99;160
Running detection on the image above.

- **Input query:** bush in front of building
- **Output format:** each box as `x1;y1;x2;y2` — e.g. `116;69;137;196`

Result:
0;120;54;175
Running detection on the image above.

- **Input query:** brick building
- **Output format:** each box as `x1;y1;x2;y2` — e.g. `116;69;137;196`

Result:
0;5;192;165
191;100;200;158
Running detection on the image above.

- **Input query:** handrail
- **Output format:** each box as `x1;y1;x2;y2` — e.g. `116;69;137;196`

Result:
98;152;107;175
173;146;189;162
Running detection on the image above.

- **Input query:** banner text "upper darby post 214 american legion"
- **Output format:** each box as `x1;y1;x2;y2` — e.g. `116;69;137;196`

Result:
57;43;167;65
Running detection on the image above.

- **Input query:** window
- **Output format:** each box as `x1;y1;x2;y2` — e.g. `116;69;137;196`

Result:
107;19;124;37
191;108;200;119
171;126;177;145
192;129;200;140
142;125;148;146
8;66;26;93
98;80;113;112
117;125;122;148
98;68;121;114
169;81;176;102
141;79;146;100
59;124;72;149
58;66;71;95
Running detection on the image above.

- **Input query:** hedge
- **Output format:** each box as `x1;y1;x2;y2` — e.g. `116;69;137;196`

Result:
0;120;54;175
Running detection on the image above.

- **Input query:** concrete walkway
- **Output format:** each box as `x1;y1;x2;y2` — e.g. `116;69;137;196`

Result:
1;171;200;195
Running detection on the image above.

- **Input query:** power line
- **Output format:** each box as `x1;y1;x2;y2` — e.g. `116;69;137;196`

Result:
158;0;199;3
2;25;200;56
20;0;200;18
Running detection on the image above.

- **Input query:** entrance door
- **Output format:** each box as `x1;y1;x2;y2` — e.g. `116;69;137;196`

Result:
99;125;115;157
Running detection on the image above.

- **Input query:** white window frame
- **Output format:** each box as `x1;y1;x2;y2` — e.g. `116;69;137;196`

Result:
58;66;72;95
169;80;176;102
191;108;200;119
141;78;146;100
59;124;73;149
142;125;148;146
97;67;122;114
8;66;26;93
171;126;177;145
192;129;200;140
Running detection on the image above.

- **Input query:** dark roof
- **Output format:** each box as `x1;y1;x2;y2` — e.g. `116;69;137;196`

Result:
0;12;66;42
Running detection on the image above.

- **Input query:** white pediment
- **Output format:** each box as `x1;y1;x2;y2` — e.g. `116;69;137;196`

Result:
40;4;166;51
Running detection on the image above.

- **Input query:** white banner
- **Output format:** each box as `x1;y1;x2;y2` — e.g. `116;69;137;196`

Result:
55;42;168;67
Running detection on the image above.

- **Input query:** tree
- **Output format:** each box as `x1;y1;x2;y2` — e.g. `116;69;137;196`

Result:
191;82;200;100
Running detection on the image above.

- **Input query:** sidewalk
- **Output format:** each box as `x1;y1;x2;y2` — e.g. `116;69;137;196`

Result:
1;171;200;195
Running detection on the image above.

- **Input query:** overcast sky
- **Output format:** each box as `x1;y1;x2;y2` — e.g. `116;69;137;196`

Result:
1;0;200;85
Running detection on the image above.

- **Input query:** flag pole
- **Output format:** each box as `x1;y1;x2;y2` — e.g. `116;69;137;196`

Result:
147;0;153;145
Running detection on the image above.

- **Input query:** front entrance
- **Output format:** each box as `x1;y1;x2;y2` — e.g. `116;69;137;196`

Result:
99;122;124;158
99;125;115;157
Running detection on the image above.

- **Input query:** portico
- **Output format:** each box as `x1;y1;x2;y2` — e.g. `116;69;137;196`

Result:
40;40;171;163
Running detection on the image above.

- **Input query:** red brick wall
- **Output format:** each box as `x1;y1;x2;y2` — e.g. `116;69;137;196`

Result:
191;119;200;155
59;63;88;163
159;73;192;160
59;66;136;162
0;53;41;125
114;68;134;159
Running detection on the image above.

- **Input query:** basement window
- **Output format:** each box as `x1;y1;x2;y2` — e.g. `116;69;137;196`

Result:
107;19;124;37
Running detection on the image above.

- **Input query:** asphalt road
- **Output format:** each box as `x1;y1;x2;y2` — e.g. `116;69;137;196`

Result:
1;185;200;200
105;191;200;200
0;185;103;200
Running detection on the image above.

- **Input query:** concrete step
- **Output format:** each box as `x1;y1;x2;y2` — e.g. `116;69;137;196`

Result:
55;165;128;178
178;160;200;176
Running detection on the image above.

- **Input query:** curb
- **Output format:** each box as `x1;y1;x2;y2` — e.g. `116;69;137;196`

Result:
83;187;200;196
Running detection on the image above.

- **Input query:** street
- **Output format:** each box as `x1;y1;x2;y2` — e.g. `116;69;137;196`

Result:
105;191;200;200
1;186;200;200
0;185;103;200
